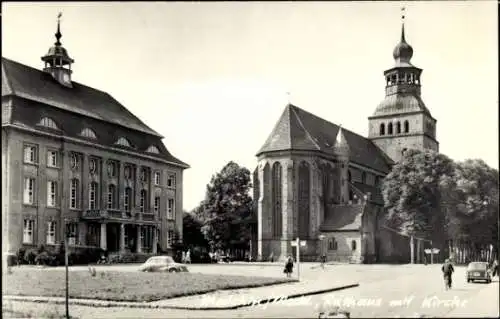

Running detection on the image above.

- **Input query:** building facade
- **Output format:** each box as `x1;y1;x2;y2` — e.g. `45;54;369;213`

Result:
254;20;438;263
2;18;189;257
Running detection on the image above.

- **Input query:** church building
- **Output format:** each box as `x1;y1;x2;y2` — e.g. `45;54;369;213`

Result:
254;18;438;263
2;16;189;257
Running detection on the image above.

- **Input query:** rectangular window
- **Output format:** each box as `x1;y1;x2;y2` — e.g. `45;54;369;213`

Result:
23;177;35;204
23;145;37;164
23;219;34;244
140;190;147;213
107;185;116;209
167;174;176;188
47;181;57;207
46;221;56;245
124;188;131;212
47;150;58;167
154;196;160;214
89;183;98;210
167;198;175;220
167;230;174;247
154;172;161;186
70;179;79;209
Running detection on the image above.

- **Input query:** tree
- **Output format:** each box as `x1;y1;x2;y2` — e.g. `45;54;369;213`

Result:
382;149;456;243
196;161;254;252
448;159;499;248
182;211;208;249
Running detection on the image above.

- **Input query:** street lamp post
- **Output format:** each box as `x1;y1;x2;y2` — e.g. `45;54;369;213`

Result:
318;234;326;268
64;219;69;319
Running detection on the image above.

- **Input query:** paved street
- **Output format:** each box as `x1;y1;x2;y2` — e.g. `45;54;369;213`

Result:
3;264;499;318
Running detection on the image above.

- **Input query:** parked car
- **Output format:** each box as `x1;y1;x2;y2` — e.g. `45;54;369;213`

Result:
466;261;491;283
191;251;212;264
138;256;188;273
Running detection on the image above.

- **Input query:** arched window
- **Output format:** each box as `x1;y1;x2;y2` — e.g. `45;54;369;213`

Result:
404;120;409;133
361;172;366;184
271;162;282;238
351;240;357;251
146;145;160;154
388;123;393;135
115;137;131;147
38;117;59;130
328;237;338;250
80;128;97;139
396;122;401;134
379;123;385;136
298;162;310;239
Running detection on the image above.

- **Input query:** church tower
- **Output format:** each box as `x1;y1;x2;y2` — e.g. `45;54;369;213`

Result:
41;13;74;88
368;10;438;163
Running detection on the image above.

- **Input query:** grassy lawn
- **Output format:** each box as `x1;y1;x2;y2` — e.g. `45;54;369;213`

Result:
3;269;296;302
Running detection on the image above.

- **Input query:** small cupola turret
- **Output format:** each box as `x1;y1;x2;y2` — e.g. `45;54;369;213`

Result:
333;125;350;156
41;12;74;88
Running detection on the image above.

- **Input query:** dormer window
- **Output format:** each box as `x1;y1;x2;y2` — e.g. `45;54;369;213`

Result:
80;128;97;139
146;145;160;154
38;117;59;130
115;137;131;147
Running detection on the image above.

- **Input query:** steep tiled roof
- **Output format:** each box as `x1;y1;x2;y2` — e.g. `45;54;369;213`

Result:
2;57;189;168
257;104;392;174
350;182;384;205
2;57;160;137
320;204;364;231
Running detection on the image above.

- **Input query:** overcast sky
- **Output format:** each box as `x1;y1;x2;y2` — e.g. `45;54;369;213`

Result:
2;1;498;211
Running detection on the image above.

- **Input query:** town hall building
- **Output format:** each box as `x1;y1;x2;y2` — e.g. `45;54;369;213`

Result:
2;16;189;257
254;19;438;263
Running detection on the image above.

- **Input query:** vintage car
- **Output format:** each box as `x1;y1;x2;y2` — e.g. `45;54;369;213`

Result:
466;261;491;283
138;256;189;273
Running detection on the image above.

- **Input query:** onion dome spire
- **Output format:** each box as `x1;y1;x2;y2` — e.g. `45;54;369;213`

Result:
392;7;414;65
55;12;62;46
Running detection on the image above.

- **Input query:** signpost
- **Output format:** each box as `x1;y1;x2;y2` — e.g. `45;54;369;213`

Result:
291;237;306;281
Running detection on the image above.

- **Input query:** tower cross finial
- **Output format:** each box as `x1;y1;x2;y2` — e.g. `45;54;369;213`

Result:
55;12;62;46
400;6;406;42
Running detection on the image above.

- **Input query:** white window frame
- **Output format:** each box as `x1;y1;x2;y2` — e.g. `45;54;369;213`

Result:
70;179;79;209
47;180;57;207
140;190;147;213
167;198;175;220
167;174;176;188
154;196;160;214
107;184;116;209
46;221;56;245
23;219;34;244
124;187;131;212
47;150;58;168
23;177;35;205
89;182;98;210
154;171;161;186
23;145;37;164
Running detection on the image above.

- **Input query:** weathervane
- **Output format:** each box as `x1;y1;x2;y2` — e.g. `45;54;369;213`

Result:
401;6;405;22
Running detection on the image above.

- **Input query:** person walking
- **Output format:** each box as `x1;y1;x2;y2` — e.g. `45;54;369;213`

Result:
185;249;191;264
442;258;455;290
284;255;294;278
321;254;326;269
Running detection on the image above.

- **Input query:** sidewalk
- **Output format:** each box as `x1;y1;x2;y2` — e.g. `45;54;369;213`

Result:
2;279;358;310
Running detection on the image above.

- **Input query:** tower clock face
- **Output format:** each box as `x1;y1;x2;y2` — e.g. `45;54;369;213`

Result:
62;73;70;83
